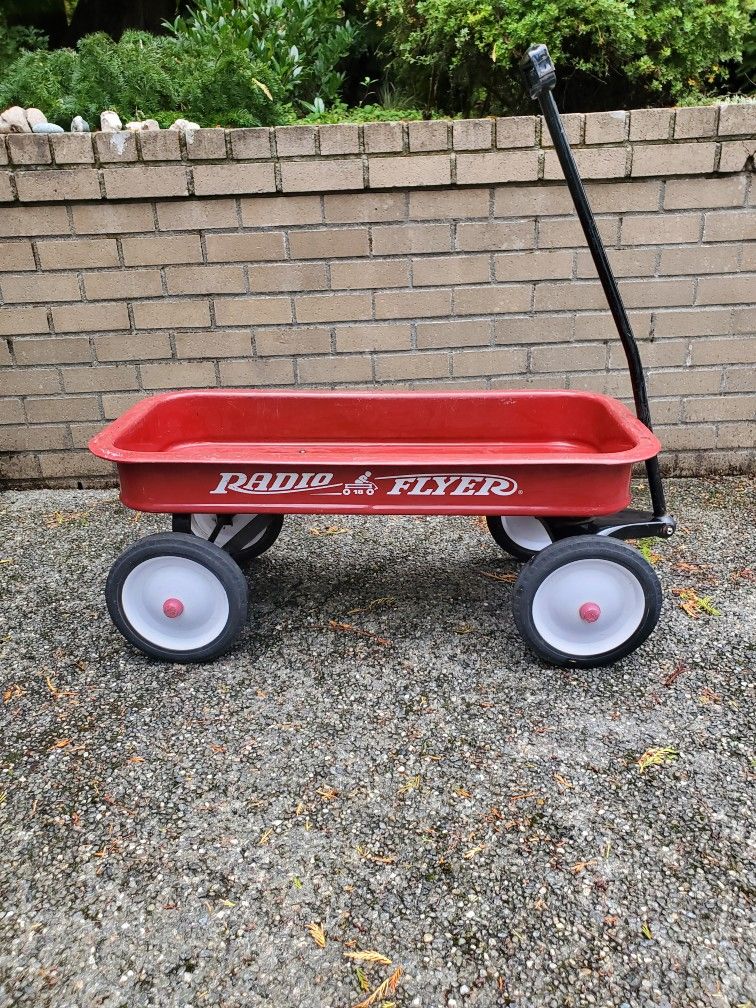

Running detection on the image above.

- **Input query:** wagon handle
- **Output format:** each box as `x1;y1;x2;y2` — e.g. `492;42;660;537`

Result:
520;44;668;520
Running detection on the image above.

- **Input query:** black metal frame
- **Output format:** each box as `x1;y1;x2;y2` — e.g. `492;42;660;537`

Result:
521;44;675;541
172;512;273;553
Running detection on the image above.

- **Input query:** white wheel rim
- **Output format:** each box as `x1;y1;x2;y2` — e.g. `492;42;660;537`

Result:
191;513;268;550
501;516;551;552
531;558;645;656
121;556;229;651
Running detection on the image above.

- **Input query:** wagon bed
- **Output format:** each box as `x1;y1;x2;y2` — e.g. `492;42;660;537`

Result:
89;388;660;517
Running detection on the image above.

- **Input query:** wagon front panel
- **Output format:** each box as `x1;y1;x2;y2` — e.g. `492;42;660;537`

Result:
117;459;633;517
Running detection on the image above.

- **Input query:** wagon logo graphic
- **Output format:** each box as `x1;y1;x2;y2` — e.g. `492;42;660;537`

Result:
210;470;519;498
342;471;377;496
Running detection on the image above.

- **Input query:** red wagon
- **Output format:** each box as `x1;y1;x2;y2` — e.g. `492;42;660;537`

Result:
89;45;676;668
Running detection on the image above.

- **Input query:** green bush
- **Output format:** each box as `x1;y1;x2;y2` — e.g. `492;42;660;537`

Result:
166;0;357;109
299;100;424;123
0;15;47;76
0;30;281;127
365;0;755;115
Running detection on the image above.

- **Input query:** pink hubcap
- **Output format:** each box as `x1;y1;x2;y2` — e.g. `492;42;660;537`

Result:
579;602;601;623
162;597;184;619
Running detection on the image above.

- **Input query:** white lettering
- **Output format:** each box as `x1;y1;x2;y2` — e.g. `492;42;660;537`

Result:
209;471;248;495
407;476;434;496
387;477;414;496
451;476;482;496
247;472;271;492
490;477;516;496
270;472;298;492
431;475;457;495
210;470;336;495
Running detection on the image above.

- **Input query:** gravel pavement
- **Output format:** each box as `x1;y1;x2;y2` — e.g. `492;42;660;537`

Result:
0;476;754;1008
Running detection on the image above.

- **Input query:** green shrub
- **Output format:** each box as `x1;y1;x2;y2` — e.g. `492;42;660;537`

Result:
166;0;357;108
0;15;47;76
298;100;425;123
0;30;281;127
0;45;79;123
365;0;755;115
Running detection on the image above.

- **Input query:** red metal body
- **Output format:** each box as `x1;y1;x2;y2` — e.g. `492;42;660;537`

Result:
89;389;660;517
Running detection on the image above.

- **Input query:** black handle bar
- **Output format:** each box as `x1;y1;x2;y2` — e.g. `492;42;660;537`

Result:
521;44;668;519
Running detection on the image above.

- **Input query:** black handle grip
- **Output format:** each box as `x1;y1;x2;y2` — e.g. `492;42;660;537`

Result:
520;43;556;98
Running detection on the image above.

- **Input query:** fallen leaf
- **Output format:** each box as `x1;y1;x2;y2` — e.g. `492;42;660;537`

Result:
568;859;597;874
316;785;340;801
50;738;71;750
327;621;392;646
346;597;395;616
398;775;421;795
673;561;711;576
3;684;25;704
356;845;397;865
453;623;474;634
637;746;678;772
663;662;686;687
453;786;472;799
306;921;327;948
355;967;370;992
479;570;517;583
634;538;661;565
698;687;721;705
553;772;572;791
641;921;654;939
309;525;349;536
509;791;536;803
219;899;236;907
345;950;392;967
259;827;273;845
463;844;487;859
672;587;721;618
351;966;403;1008
126;756;145;764
731;567;755;582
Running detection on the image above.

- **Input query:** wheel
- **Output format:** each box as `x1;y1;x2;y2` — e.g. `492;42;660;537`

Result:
105;532;248;663
486;515;552;561
173;513;284;561
512;536;662;668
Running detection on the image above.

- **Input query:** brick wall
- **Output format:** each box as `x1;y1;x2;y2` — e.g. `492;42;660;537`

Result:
0;104;754;485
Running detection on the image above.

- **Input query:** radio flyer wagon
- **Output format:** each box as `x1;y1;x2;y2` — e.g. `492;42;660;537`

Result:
89;45;676;668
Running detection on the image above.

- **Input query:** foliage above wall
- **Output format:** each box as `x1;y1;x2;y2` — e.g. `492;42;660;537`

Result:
0;0;753;128
364;0;756;115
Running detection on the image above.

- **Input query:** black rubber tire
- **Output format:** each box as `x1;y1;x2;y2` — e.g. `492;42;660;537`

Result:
105;532;248;663
486;515;551;561
512;535;662;669
172;513;284;561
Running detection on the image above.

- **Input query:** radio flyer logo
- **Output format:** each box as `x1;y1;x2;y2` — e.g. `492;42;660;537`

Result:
210;470;519;498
